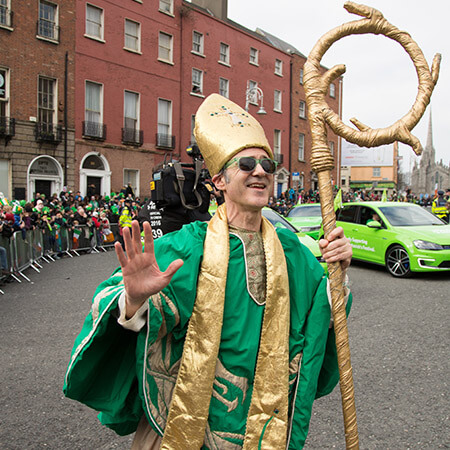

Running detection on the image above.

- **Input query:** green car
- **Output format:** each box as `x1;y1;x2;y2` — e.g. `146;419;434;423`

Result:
334;201;450;278
286;204;322;240
262;207;326;271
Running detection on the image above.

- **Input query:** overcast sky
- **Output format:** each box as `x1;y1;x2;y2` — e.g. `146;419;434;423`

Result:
227;0;449;173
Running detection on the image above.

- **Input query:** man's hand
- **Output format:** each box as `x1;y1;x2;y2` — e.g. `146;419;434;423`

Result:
115;220;183;318
319;226;352;271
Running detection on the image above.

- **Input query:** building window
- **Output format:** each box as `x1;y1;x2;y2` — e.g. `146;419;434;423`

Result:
330;83;336;98
192;31;204;55
191;68;203;95
274;90;282;112
84;81;104;138
0;68;9;117
274;129;281;156
219;42;230;65
373;167;381;177
219;77;229;98
299;68;304;85
124;90;140;139
86;4;103;40
299;174;304;189
38;76;56;126
249;47;259;65
38;1;58;41
157;98;173;147
159;0;173;15
299;100;306;118
158;32;173;63
298;133;305;161
125;19;140;52
247;80;258;104
124;169;139;197
275;59;283;76
0;0;12;28
329;141;335;155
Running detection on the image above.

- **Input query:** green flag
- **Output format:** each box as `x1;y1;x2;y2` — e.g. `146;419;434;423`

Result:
334;188;343;211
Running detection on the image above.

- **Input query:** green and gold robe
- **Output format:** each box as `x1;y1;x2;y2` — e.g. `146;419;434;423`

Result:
63;220;350;449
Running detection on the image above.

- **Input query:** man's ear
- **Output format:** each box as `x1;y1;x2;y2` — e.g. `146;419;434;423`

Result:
212;173;227;192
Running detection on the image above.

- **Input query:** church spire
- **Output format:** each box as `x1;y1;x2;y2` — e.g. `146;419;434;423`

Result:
424;108;435;162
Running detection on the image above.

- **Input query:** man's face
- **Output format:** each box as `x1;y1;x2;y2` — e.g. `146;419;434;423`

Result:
213;148;274;212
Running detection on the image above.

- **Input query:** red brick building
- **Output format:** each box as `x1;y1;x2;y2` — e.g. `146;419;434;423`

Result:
73;0;291;199
0;0;76;201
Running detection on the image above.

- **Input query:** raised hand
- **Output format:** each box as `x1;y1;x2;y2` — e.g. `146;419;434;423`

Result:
115;220;183;318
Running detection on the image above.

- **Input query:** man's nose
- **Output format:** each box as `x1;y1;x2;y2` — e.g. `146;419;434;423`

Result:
252;162;266;176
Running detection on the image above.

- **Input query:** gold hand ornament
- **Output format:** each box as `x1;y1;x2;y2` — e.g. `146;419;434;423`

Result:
303;3;440;449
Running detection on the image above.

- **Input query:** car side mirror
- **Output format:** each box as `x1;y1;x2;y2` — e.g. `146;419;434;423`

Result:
367;220;382;228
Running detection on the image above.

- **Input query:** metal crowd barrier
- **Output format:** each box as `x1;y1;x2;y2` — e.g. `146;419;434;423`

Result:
0;223;120;294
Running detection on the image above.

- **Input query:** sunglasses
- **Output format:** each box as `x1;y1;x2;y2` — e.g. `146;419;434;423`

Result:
224;156;278;174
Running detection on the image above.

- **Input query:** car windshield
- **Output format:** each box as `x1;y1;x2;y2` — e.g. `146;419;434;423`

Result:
263;209;299;233
379;205;445;226
288;205;322;218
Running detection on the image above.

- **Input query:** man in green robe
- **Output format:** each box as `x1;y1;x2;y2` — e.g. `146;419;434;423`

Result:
64;94;353;449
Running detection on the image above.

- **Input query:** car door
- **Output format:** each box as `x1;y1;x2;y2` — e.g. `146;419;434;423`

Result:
336;205;366;260
355;205;391;264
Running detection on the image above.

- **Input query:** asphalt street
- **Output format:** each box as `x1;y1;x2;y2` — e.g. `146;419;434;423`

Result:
0;249;449;449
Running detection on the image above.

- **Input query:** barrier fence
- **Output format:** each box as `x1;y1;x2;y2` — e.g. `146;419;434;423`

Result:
0;223;120;294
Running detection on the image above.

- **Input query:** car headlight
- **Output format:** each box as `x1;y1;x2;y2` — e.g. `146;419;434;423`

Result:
413;240;443;250
301;226;321;232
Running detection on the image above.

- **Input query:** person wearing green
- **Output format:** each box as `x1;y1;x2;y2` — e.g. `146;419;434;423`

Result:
64;94;353;449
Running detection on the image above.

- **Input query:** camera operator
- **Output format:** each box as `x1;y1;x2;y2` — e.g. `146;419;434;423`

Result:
138;145;214;237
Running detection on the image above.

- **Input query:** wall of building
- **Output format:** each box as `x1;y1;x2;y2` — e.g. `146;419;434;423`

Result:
0;0;76;200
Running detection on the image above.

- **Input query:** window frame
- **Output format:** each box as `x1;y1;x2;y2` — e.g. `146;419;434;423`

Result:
158;31;173;63
157;97;172;138
123;169;140;197
273;129;281;156
124;90;140;129
191;68;203;96
219;77;229;98
159;0;174;16
85;3;104;41
0;0;12;29
0;67;10;117
275;59;283;76
37;0;59;42
299;100;306;119
373;167;381;177
299;68;304;85
329;141;335;156
124;18;141;53
219;42;230;65
192;31;204;55
247;80;258;105
249;47;259;66
274;89;282;112
84;80;104;136
298;133;305;161
330;83;336;98
37;75;57;125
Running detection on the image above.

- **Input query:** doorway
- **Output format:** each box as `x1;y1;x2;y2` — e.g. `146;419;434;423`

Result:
86;176;101;197
34;180;52;199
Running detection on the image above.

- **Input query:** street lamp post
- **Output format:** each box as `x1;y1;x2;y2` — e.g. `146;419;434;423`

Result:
245;82;266;115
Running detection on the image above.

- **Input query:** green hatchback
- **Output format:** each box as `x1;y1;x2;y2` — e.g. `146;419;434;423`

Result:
334;201;450;277
286;204;322;240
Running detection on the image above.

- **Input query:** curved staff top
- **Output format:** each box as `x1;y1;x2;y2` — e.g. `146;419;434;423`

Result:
303;2;440;448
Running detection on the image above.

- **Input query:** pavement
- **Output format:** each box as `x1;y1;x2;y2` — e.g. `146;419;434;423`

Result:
0;249;449;449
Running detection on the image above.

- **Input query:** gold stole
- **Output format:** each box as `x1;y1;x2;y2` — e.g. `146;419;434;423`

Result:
161;204;290;449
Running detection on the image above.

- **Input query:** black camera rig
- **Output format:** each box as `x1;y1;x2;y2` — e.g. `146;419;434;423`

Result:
150;144;211;211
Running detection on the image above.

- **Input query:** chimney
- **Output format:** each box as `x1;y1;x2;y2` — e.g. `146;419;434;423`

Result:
191;0;228;20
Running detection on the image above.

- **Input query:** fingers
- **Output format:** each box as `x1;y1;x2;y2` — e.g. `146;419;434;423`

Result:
131;220;142;255
142;221;155;258
163;258;184;280
122;226;135;259
320;227;352;265
115;241;128;268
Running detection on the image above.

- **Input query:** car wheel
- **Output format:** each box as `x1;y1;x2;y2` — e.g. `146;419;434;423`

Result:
385;245;412;278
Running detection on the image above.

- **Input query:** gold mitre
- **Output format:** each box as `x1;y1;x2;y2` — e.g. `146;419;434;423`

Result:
193;93;273;176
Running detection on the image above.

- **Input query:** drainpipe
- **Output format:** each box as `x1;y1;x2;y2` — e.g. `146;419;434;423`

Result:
288;58;293;187
64;51;68;187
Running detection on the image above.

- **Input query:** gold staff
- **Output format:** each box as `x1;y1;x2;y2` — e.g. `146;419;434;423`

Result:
304;2;440;448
